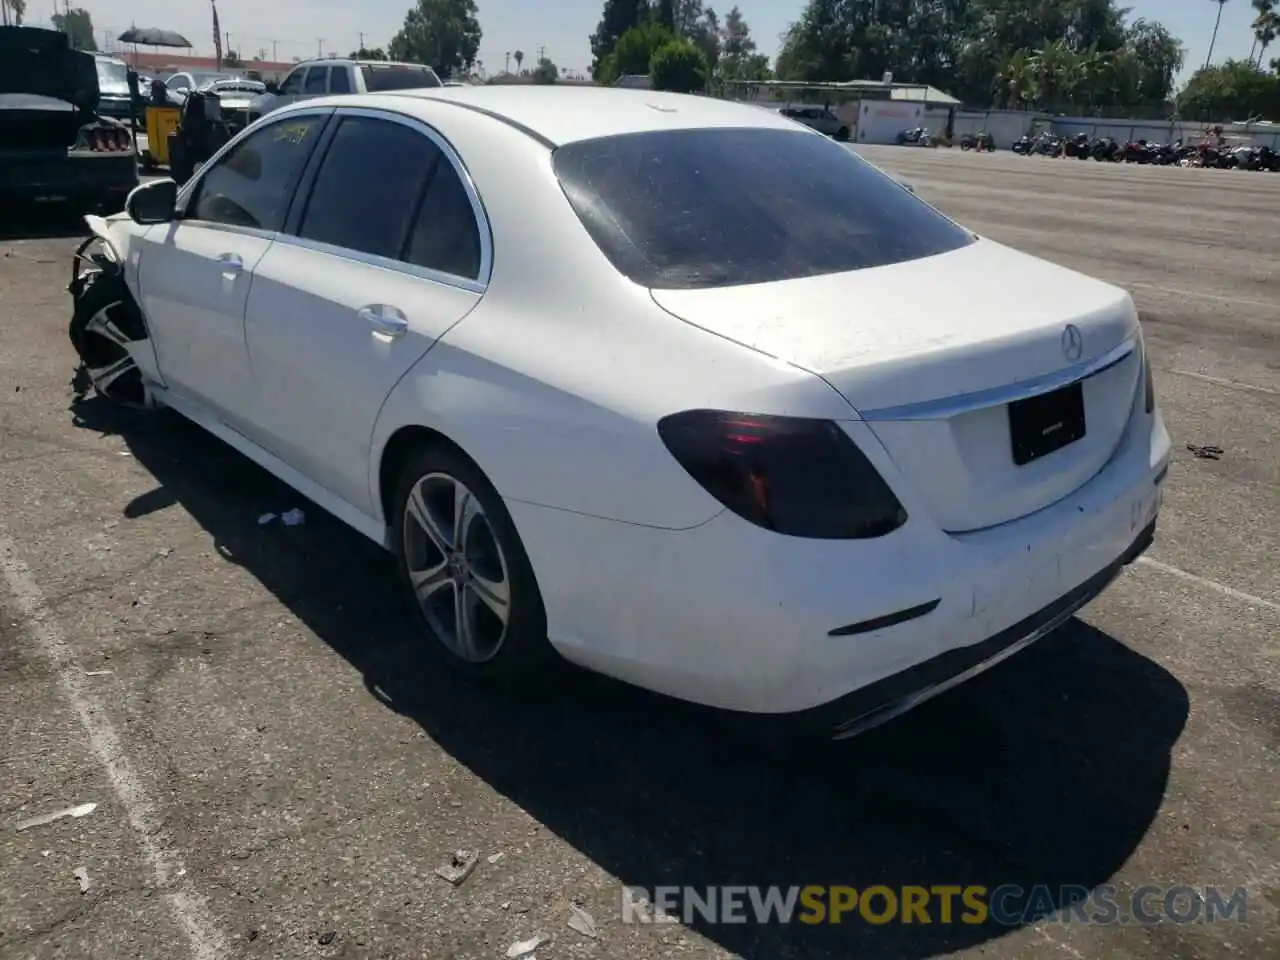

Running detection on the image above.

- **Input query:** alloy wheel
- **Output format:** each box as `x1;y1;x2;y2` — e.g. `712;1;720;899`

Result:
79;297;150;407
402;471;512;663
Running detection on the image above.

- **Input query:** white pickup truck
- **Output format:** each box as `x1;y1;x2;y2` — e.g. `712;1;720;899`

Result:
247;58;443;122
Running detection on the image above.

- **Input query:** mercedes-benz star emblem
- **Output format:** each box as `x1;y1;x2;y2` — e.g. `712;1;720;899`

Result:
1061;324;1084;362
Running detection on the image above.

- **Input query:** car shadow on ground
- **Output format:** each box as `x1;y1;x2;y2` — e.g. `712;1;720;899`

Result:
72;395;1190;960
0;203;93;243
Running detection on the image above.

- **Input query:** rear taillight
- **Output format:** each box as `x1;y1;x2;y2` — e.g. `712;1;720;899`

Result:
657;411;907;539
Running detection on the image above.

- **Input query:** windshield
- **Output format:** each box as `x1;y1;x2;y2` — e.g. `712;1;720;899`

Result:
95;59;130;91
552;127;974;290
360;64;442;92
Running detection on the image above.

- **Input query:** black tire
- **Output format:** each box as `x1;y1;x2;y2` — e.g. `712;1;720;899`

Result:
835;127;850;142
68;264;152;408
390;442;556;685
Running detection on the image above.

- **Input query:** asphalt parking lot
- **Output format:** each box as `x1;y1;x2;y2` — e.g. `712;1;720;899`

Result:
1;149;1277;960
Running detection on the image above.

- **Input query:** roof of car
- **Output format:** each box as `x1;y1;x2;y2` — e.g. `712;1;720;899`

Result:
379;85;800;147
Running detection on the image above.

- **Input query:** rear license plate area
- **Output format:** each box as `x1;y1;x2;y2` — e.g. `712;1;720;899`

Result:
1008;382;1086;466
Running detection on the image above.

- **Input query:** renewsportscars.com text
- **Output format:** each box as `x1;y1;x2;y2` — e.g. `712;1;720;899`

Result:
621;884;1250;926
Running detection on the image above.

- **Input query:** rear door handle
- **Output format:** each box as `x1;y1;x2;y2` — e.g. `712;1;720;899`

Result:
216;252;243;280
359;304;408;339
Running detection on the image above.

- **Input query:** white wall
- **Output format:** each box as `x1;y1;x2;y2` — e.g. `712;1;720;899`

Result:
922;108;1280;150
856;101;925;144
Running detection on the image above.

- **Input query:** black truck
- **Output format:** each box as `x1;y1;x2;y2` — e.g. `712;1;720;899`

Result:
1;26;139;211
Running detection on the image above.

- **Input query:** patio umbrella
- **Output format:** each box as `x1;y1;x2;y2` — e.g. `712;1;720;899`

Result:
116;27;192;47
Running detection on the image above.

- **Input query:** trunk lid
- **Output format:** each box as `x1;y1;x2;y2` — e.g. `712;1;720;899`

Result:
650;239;1143;532
0;26;100;148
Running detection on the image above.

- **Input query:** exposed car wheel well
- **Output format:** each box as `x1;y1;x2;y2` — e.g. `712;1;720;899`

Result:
378;424;473;526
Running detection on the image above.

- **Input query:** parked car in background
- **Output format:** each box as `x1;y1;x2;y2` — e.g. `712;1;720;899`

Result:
162;69;236;100
779;104;851;142
247;58;442;121
0;26;139;211
201;77;266;135
71;86;1167;740
93;55;135;122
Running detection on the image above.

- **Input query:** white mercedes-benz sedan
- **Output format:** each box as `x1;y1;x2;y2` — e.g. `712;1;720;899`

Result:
68;86;1171;738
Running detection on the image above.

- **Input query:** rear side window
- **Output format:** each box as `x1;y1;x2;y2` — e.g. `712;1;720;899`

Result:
405;160;482;280
304;67;328;93
329;67;351;93
297;116;441;260
552;127;974;290
361;64;442;92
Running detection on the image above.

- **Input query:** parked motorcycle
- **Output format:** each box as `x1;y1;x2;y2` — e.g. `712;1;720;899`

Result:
895;126;935;147
1090;136;1122;161
1012;133;1035;155
1063;132;1092;159
960;131;996;151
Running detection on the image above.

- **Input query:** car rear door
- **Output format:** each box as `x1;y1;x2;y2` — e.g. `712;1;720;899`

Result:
134;110;332;434
241;107;489;515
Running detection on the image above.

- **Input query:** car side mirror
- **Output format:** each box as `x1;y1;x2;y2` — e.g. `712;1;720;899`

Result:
126;179;179;225
265;80;280;94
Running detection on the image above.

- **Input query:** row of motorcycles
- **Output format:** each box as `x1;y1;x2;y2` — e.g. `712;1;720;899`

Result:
895;127;997;151
1011;131;1280;170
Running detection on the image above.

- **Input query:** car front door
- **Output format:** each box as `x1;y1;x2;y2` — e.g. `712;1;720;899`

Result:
264;66;306;114
135;110;332;433
297;65;329;104
242;107;489;515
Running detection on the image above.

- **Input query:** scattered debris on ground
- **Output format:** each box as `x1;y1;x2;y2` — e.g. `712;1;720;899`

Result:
14;802;98;833
434;849;479;886
567;903;599;939
73;866;91;894
318;931;336;945
1186;443;1224;460
486;852;504;864
506;933;550;958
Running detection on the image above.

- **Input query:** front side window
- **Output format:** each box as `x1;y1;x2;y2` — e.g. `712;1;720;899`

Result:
304;67;328;94
552;127;974;290
278;69;304;95
188;115;326;231
297;116;441;260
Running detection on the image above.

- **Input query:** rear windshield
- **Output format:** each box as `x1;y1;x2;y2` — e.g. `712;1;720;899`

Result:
360;64;442;92
552;127;975;290
95;60;129;88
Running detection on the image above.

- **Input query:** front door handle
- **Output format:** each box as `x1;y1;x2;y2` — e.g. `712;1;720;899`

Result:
216;252;243;280
359;304;408;339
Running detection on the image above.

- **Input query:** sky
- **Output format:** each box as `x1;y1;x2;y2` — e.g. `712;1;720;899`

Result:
40;0;1268;82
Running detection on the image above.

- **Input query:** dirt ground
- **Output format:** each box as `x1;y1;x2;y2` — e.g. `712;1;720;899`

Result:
0;149;1276;960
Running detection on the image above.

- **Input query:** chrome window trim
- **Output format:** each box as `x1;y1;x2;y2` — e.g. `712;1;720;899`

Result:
285;104;493;288
858;335;1138;422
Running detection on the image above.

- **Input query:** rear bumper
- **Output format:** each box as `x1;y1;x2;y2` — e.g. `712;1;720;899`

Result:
506;399;1171;720
0;151;138;199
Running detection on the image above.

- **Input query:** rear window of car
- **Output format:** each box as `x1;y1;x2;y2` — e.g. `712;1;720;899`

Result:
360;64;442;92
551;127;975;290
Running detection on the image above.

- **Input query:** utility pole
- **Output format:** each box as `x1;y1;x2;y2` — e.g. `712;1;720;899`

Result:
358;32;365;52
271;39;278;61
316;37;324;58
225;32;231;56
537;45;545;63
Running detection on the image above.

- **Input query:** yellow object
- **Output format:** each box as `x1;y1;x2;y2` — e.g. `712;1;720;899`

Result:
143;105;181;166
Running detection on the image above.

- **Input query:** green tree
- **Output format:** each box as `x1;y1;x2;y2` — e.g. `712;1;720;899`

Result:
655;0;677;32
598;21;675;83
389;0;482;78
51;7;96;50
1177;57;1280;118
532;56;558;83
513;49;524;72
650;37;709;91
349;47;389;60
589;0;649;79
223;50;242;67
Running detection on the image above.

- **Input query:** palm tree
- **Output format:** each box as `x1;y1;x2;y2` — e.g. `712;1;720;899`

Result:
514;49;524;74
1250;0;1279;64
1205;0;1230;68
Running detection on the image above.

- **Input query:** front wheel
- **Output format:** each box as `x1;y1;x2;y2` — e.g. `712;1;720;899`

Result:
68;258;154;409
391;444;555;684
834;127;850;142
